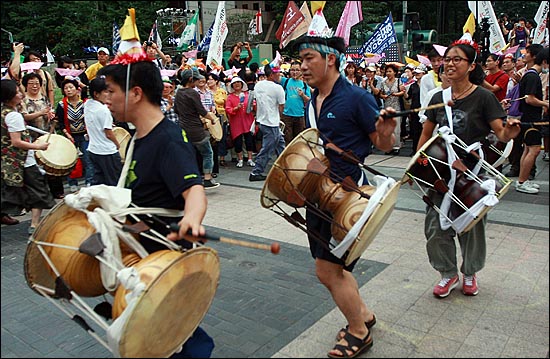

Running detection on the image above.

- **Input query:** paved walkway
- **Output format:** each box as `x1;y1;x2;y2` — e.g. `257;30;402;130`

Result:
1;144;548;358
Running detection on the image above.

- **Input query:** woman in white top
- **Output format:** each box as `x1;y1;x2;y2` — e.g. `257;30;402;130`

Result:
1;79;55;235
84;76;122;186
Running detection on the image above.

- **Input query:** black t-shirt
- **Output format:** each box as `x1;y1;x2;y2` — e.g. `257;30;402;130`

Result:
227;57;249;79
519;70;543;123
125;118;202;210
426;86;506;144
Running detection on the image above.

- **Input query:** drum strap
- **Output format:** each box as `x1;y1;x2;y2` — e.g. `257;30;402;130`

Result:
330;175;397;259
117;134;136;188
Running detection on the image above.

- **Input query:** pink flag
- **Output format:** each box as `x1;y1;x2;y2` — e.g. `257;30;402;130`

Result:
55;68;84;77
21;62;44;72
335;1;363;47
416;54;432;66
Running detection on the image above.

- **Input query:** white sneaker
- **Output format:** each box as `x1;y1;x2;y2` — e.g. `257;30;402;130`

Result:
515;181;539;194
523;180;540;189
236;160;243;168
70;185;78;192
247;159;256;167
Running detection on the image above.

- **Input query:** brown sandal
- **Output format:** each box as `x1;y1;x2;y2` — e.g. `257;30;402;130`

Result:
335;315;376;342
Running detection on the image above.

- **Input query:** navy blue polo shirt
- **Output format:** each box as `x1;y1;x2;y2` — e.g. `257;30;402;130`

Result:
306;76;379;182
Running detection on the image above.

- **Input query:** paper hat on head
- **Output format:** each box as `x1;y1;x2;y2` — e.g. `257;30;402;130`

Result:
111;8;150;65
307;8;333;38
432;44;447;57
405;56;420;68
416;54;432;66
55;68;84;77
20;62;44;72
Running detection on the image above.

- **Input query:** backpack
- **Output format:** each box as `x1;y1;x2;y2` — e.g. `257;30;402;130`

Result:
507;69;536;118
282;78;308;100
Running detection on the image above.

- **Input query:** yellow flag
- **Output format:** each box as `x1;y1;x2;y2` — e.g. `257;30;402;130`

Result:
405;56;420;67
261;58;270;65
463;12;476;35
311;1;326;14
120;8;140;41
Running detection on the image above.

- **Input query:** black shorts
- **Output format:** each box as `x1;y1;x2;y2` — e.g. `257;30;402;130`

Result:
306;207;359;272
523;126;542;147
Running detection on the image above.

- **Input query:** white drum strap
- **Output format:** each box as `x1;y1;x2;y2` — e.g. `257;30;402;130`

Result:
437;127;460;231
307;102;325;154
117;134;136;188
106;266;146;358
330;175;396;259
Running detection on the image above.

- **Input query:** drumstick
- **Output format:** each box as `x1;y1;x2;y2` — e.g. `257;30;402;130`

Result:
169;223;281;254
383;101;452;118
45;120;58;143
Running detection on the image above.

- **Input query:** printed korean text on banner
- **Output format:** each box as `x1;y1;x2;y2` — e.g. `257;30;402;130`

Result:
533;1;549;45
276;1;305;49
198;21;214;52
335;1;363;47
359;12;397;56
467;1;506;53
206;1;228;68
281;1;312;49
178;12;199;51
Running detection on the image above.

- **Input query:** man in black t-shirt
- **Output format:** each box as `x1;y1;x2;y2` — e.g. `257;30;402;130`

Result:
99;57;214;358
514;45;549;194
227;41;253;79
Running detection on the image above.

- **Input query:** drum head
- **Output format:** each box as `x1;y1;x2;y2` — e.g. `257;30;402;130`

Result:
402;134;442;182
345;181;402;266
116;248;220;358
113;127;131;163
24;200;105;297
208;120;223;141
261;128;322;208
35;134;78;174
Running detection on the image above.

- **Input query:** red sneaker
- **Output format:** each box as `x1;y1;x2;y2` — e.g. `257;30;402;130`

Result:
462;274;479;296
433;275;459;298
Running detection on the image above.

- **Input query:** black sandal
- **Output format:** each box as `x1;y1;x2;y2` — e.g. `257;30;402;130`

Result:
335;315;376;341
327;330;373;358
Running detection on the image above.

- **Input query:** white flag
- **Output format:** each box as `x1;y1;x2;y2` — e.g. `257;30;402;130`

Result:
46;46;55;64
467;1;506;53
533;1;549;45
206;1;228;68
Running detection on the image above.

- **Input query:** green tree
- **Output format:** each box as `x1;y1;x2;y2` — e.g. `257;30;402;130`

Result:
1;1;167;60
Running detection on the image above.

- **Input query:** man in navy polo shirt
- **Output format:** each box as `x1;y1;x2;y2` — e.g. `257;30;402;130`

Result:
293;34;397;358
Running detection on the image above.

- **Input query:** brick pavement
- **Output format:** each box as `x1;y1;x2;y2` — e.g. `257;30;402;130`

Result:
1;143;548;358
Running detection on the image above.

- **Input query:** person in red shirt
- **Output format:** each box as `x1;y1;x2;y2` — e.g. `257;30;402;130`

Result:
482;54;510;102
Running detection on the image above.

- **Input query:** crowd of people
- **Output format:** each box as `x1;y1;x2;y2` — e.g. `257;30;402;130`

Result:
1;16;548;358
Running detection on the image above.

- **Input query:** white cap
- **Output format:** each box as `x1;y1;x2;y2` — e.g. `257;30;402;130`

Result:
97;47;110;55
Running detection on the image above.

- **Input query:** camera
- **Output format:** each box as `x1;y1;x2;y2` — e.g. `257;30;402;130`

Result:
146;41;153;46
14;42;31;51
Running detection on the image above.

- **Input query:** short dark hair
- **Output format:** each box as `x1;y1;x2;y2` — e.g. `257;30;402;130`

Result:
89;76;108;99
1;79;18;103
98;61;163;105
263;64;273;77
22;72;43;89
61;78;80;94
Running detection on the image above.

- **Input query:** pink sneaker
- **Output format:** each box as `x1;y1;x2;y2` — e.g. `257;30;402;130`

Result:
433;275;459;298
462;274;479;296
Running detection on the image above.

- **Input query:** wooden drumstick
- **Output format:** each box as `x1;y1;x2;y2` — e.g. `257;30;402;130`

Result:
169;223;281;254
383;101;453;118
46;119;58;143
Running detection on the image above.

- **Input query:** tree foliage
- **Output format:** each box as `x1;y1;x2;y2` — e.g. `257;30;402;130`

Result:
1;1;168;60
1;1;543;63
